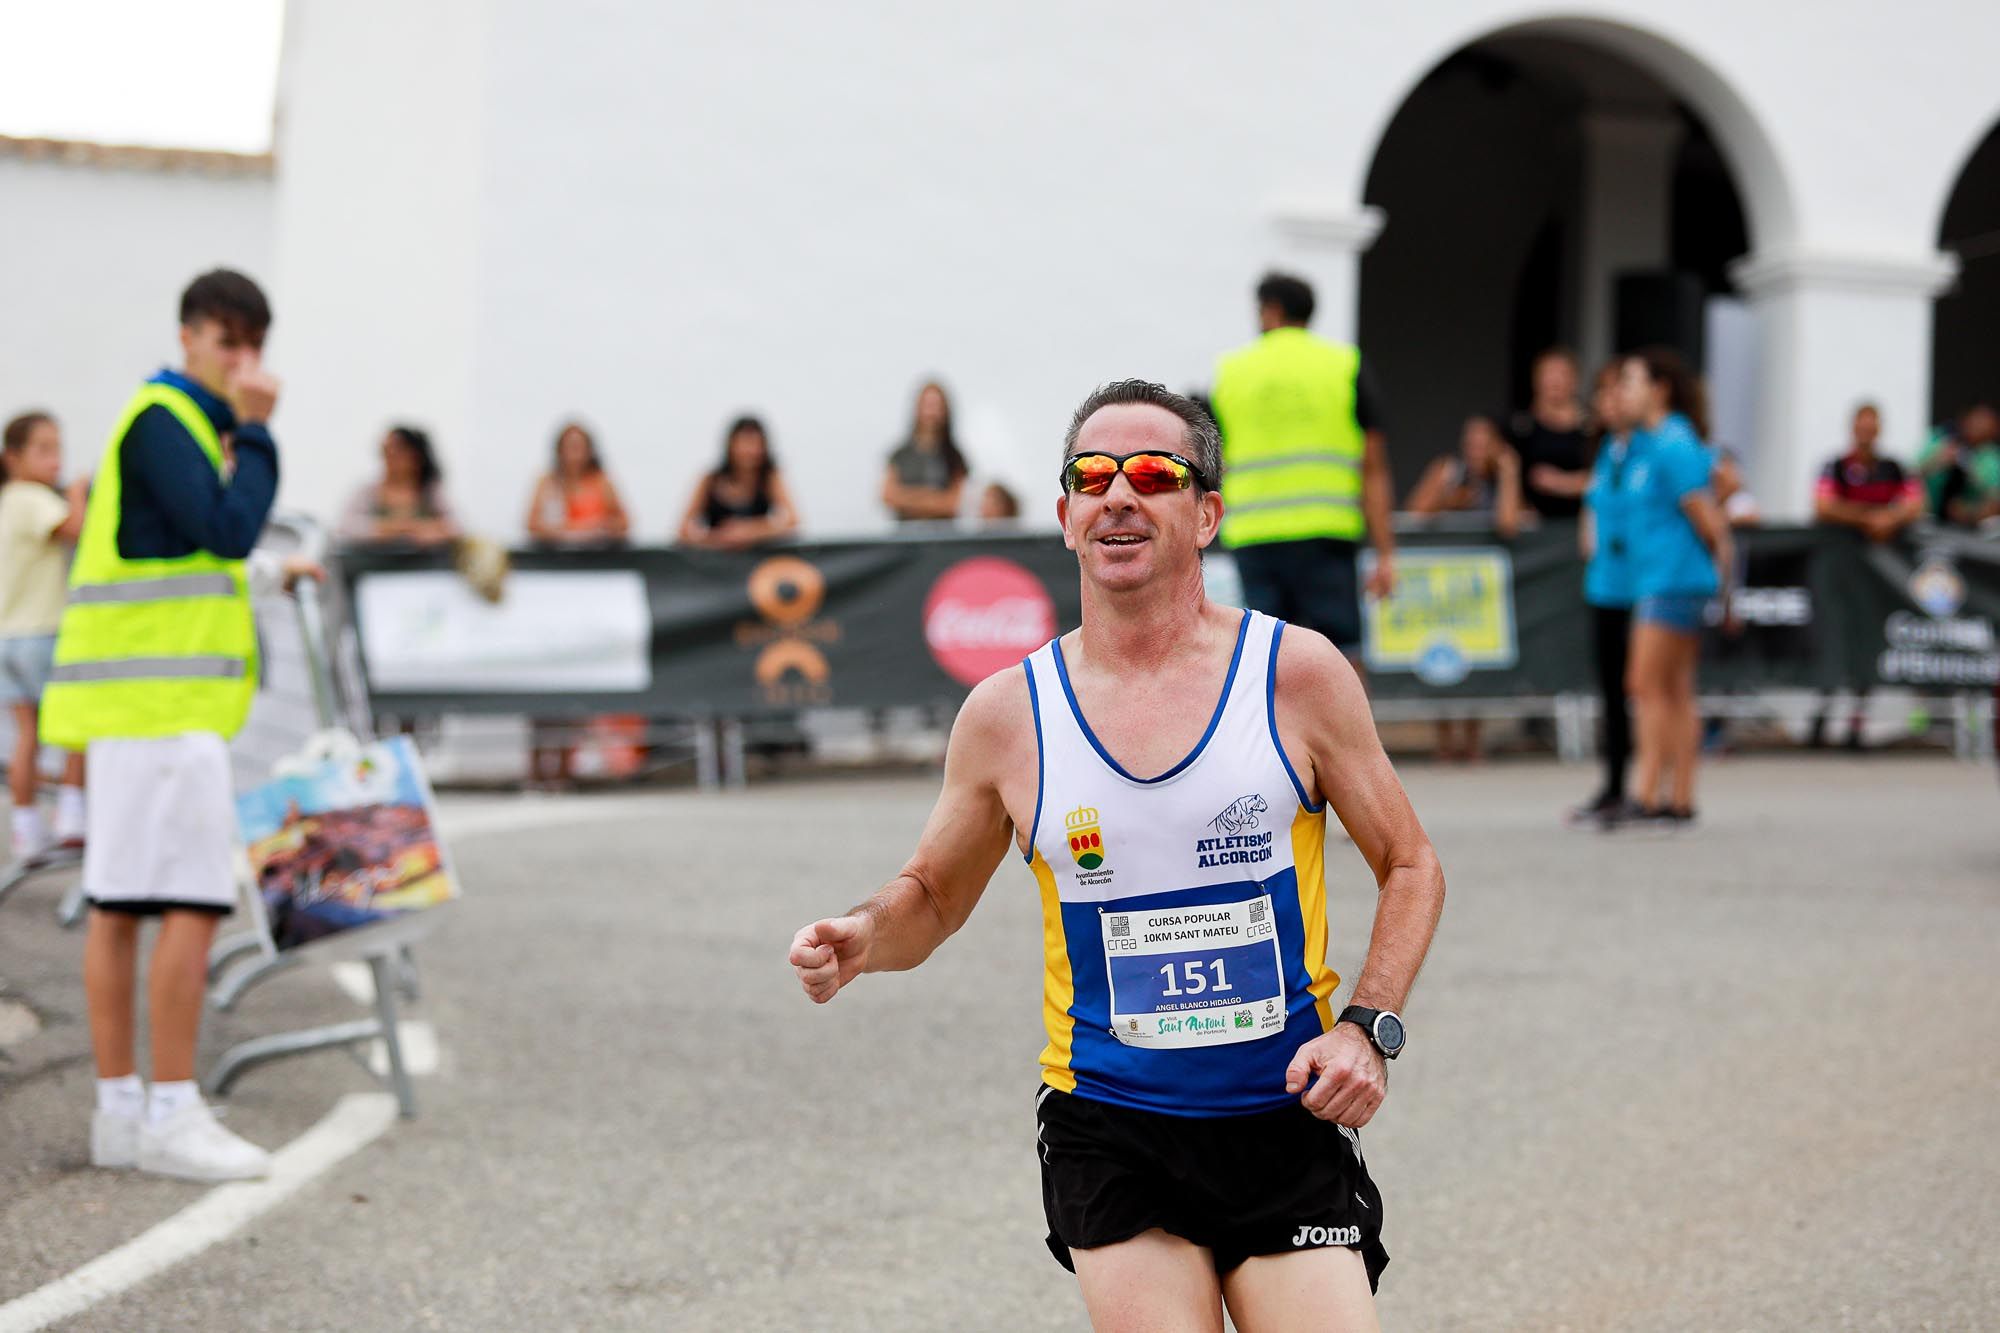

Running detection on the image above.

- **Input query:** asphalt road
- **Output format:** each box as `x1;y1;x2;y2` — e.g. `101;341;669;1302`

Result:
2;756;1995;1331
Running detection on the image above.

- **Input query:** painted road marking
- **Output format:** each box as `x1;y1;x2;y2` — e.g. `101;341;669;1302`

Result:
0;1092;398;1333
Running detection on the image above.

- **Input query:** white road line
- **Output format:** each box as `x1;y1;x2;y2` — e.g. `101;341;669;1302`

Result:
0;1092;398;1333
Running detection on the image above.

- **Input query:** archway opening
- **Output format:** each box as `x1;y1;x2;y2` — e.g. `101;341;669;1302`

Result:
1358;34;1752;493
1932;120;2000;424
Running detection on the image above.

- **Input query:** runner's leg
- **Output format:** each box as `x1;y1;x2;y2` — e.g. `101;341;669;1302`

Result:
1221;1246;1379;1333
83;910;140;1078
148;910;222;1083
1071;1229;1225;1333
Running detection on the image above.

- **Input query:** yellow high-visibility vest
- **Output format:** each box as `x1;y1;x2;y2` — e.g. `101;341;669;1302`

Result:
1211;327;1367;546
39;381;256;747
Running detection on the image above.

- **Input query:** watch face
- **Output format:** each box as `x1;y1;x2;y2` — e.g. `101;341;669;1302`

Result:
1375;1013;1405;1053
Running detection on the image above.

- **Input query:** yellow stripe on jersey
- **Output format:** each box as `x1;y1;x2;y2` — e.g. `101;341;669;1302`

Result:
1293;803;1340;1030
1031;851;1078;1092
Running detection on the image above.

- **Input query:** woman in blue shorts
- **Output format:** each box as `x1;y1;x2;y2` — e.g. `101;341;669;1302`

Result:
1620;350;1735;827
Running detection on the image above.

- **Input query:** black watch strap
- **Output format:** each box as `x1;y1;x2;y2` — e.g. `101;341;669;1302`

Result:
1337;1004;1404;1059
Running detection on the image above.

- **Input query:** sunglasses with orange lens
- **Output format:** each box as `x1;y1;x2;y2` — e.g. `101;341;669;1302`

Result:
1060;451;1206;496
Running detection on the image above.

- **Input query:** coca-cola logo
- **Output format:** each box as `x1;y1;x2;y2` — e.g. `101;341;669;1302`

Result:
923;557;1057;686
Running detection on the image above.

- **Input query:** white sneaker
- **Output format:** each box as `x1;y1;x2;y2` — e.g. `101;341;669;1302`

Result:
90;1110;142;1169
10;815;47;862
137;1102;272;1182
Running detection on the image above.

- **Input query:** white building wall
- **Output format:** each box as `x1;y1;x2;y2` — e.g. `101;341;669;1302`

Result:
0;154;273;468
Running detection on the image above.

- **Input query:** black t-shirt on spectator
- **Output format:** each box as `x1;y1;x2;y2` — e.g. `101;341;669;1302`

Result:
1508;412;1587;519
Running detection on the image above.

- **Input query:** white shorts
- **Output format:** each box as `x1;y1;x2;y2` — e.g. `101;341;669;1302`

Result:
83;733;238;914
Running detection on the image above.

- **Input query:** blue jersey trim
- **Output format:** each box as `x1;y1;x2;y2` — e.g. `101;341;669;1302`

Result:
1265;622;1321;812
1051;610;1250;785
1023;654;1045;863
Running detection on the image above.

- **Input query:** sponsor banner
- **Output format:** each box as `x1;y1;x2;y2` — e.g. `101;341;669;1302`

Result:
335;526;1998;714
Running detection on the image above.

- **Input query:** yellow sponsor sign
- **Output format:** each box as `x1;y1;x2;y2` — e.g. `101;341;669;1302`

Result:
1361;548;1516;685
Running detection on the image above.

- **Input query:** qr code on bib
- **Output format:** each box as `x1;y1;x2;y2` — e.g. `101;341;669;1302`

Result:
1108;916;1130;938
1249;900;1267;925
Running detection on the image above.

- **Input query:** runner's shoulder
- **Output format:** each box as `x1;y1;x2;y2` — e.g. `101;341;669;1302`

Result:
950;662;1035;757
1272;621;1366;724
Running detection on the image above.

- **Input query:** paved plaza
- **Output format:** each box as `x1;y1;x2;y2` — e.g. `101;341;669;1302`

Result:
2;755;1995;1331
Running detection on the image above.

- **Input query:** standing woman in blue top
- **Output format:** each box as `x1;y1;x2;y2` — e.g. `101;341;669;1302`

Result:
1568;363;1644;827
1621;349;1735;826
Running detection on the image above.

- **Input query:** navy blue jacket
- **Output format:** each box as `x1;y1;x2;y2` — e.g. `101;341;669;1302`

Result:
116;369;278;561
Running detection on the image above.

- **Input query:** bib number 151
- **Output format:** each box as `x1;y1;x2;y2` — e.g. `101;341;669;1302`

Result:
1157;958;1234;997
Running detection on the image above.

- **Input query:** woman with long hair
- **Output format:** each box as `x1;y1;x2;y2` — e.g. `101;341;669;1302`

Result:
527;420;630;546
1621;348;1734;828
338;425;459;548
1567;364;1644;826
677;415;799;549
881;380;968;522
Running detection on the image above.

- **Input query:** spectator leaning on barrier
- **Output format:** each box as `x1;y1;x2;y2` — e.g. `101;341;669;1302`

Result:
678;415;799;549
1569;364;1645;827
1407;413;1524;538
338;424;460;547
1815;403;1922;543
39;269;291;1182
1920;403;2000;527
882;380;969;523
1;411;89;858
1509;346;1591;519
527;420;630;546
1621;348;1734;830
1210;272;1396;659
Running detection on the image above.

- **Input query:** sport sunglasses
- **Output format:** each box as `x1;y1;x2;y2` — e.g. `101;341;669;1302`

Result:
1059;450;1212;496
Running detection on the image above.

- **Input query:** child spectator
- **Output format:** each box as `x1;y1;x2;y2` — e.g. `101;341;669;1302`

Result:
0;411;89;857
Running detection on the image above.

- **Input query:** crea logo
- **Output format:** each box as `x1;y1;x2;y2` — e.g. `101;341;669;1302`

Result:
1065;805;1105;870
922;556;1057;687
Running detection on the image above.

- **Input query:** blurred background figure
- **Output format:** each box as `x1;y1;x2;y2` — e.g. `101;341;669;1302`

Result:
0;411;88;857
1711;445;1761;529
977;481;1020;524
1623;350;1733;828
1212;272;1396;662
1919;403;2000;527
1569;365;1640;827
677;415;799;550
1814;404;1920;542
1510;347;1590;520
339;425;460;548
1407;412;1524;538
526;421;629;547
881;381;968;524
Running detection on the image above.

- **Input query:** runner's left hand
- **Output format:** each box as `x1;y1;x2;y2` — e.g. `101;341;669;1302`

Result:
1285;1023;1386;1127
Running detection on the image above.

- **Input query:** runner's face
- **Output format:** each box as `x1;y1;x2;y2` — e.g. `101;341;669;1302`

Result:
1058;404;1220;591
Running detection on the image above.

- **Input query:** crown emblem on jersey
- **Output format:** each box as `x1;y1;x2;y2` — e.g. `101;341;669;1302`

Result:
1065;806;1105;870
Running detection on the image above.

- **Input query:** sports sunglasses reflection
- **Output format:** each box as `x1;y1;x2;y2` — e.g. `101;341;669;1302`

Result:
1059;450;1211;496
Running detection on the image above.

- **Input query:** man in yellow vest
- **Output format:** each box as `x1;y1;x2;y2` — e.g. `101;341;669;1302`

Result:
41;269;283;1181
1210;273;1396;659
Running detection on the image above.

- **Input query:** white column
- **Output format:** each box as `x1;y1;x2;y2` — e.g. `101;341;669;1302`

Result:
1729;250;1959;521
1576;110;1683;369
1264;195;1385;345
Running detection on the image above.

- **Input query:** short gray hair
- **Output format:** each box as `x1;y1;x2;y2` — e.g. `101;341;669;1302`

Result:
1062;380;1222;492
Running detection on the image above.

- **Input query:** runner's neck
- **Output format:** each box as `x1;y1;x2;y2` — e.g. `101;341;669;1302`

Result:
1072;572;1228;678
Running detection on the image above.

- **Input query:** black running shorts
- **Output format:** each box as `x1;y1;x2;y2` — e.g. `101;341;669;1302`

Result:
1035;1084;1388;1289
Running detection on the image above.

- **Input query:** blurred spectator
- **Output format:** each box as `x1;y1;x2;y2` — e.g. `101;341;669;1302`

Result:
977;481;1021;523
1407;413;1524;538
1919;403;2000;526
526;421;630;546
1;411;89;857
1712;446;1762;528
1509;347;1590;518
1569;364;1642;826
1814;404;1921;542
678;415;799;549
882;381;969;522
339;425;459;547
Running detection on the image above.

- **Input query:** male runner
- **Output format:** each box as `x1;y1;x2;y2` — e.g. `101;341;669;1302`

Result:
790;380;1445;1331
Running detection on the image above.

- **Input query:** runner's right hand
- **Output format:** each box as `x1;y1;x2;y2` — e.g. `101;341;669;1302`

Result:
790;914;873;1003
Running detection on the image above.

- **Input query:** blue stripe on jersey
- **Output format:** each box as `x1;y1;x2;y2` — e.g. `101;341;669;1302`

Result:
1051;610;1251;784
1266;622;1321;812
1024;657;1045;863
1058;864;1326;1117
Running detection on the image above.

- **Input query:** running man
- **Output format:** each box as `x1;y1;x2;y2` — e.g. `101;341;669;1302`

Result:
790;380;1445;1331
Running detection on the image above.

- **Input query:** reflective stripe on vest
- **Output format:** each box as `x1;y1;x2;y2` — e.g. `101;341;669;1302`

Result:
38;381;257;748
1211;329;1367;547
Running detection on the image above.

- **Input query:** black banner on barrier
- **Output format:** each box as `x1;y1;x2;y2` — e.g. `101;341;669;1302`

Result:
337;526;1999;715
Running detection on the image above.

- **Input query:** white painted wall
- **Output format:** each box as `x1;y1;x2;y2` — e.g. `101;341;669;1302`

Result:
0;155;272;470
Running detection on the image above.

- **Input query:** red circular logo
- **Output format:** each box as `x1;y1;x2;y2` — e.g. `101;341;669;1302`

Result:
923;557;1057;686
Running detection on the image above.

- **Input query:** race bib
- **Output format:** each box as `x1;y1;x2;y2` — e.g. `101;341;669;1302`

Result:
1100;894;1287;1049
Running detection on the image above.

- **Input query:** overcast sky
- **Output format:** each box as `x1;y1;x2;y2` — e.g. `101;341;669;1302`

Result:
0;0;283;153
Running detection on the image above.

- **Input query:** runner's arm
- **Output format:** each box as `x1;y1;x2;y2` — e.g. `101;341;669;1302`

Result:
790;669;1022;999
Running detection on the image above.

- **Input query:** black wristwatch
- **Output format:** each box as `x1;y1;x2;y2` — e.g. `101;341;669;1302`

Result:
1338;1005;1406;1060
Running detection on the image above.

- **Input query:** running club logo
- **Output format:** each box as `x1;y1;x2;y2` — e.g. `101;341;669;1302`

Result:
1197;793;1274;870
1065;806;1106;870
1208;794;1267;836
